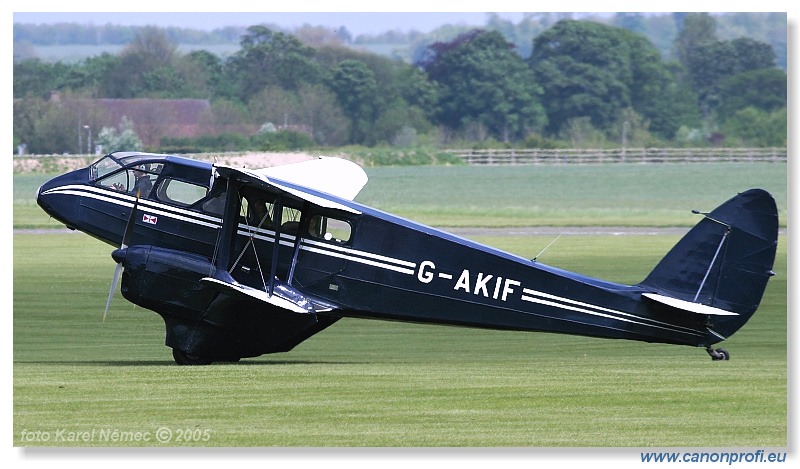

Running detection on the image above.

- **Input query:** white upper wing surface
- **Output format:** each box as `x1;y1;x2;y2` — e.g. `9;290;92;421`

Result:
254;157;368;201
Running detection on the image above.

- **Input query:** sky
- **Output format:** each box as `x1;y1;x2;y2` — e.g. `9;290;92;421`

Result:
12;1;797;37
12;11;536;36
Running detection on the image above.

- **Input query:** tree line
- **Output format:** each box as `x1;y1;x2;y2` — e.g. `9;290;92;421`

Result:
13;13;787;155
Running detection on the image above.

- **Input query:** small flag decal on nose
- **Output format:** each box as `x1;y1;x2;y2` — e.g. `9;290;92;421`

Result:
142;214;158;225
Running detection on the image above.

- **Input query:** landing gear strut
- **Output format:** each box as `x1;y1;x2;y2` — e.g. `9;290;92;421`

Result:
706;347;730;361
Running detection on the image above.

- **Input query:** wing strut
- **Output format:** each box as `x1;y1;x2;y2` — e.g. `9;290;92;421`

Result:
214;179;242;273
287;202;311;285
268;196;284;296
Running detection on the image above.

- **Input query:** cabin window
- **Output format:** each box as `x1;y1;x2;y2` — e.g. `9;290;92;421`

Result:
95;163;163;198
96;170;130;193
308;215;352;244
278;206;303;235
241;194;277;229
202;191;227;216
156;178;208;207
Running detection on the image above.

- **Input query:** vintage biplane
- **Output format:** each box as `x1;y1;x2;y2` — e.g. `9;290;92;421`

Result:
36;151;778;364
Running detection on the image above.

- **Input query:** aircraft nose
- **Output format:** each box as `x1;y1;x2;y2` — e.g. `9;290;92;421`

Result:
36;167;91;229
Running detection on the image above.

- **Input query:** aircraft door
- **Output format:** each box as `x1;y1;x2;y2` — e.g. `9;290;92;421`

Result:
226;190;352;300
290;213;353;299
228;193;281;289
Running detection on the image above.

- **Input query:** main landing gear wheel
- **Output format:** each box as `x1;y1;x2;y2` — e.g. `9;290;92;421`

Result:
706;347;730;361
172;348;213;366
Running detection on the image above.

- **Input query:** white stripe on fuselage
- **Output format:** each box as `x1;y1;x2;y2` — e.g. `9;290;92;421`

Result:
45;184;703;339
520;288;704;337
44;184;416;275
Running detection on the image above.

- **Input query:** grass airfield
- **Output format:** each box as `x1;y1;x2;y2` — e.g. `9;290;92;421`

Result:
12;163;787;448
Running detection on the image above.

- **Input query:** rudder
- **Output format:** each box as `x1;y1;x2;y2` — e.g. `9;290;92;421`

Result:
639;189;778;340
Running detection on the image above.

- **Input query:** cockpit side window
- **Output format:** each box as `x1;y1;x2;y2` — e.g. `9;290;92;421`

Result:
308;214;352;244
95;162;163;199
96;170;131;193
155;178;208;207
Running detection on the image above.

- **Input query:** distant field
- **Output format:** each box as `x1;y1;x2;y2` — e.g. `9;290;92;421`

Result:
13;232;787;447
14;162;787;229
359;162;787;227
26;43;241;63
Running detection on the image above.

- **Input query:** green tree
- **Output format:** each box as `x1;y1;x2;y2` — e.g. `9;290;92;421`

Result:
672;13;718;69
295;84;350;146
226;26;322;102
422;30;546;142
530;20;689;139
76;53;122;97
13;59;75;98
247;84;349;146
248;86;299;129
13;98;53;152
672;13;778;117
180;50;232;99
557;116;607;148
13;93;108;154
722;106;786;147
730;37;776;72
327;59;381;145
718;68;786;118
101;27;180;98
96;116;143;153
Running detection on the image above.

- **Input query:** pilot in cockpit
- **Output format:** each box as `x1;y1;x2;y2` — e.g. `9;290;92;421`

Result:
132;165;153;197
248;197;273;229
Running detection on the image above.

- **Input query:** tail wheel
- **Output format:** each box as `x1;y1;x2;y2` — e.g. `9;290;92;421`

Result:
706;347;730;361
172;348;213;365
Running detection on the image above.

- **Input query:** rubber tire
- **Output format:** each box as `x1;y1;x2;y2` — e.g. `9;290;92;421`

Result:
172;348;213;366
710;348;730;361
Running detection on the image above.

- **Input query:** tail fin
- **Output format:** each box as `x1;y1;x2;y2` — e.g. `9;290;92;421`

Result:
639;189;778;340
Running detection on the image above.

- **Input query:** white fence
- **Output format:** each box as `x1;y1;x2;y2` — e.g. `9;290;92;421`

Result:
445;148;787;165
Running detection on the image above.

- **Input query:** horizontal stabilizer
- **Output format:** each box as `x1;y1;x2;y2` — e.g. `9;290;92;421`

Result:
643;293;739;316
201;277;313;314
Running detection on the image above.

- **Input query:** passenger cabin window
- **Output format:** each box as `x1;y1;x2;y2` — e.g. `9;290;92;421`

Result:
280;206;303;235
156;178;208;207
309;215;352;244
239;193;304;237
241;194;277;229
202;191;227;216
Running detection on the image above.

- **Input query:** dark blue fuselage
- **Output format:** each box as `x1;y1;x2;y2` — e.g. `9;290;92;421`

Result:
37;153;722;359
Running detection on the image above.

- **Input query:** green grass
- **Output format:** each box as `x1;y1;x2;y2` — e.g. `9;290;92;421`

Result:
358;163;787;227
13;162;788;448
13;233;787;447
15;162;787;229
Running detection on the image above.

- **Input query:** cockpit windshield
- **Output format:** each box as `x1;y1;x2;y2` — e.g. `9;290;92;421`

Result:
90;155;123;180
89;153;167;181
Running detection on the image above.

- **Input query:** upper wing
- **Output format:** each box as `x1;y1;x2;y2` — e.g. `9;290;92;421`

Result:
213;159;363;214
254;157;368;201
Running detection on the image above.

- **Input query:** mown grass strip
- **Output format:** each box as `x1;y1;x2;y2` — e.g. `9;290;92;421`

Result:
13;233;786;447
